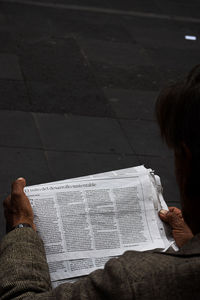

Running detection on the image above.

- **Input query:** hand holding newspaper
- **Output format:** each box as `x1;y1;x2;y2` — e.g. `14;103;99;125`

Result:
24;165;176;288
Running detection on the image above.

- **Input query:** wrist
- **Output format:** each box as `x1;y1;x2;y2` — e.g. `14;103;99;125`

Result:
12;223;33;231
8;218;36;232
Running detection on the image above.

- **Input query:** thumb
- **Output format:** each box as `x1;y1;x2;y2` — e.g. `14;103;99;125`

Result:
159;209;183;229
11;177;26;195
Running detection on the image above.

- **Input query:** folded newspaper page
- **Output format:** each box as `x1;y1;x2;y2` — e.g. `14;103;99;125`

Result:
25;165;175;287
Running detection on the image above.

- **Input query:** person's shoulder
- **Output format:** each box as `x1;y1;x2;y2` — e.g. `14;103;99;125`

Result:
115;245;200;300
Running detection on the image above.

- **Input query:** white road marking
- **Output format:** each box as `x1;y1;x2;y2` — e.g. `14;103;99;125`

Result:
185;35;197;40
2;0;200;24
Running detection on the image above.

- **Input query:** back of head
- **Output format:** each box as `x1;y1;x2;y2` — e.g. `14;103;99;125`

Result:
155;64;200;155
155;65;200;232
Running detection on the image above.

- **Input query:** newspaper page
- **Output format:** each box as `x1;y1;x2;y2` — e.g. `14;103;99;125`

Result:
25;166;174;284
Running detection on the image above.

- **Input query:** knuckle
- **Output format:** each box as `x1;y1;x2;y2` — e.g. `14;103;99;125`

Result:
168;207;176;212
11;190;21;198
12;180;21;190
167;212;175;223
170;214;183;227
165;211;171;218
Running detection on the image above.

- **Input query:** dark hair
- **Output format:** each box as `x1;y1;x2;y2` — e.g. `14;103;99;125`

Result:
155;65;200;201
155;64;200;155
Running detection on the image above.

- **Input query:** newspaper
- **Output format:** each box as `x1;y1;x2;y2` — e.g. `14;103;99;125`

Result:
25;165;175;287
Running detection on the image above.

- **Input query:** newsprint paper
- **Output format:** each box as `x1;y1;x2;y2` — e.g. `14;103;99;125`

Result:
24;165;176;288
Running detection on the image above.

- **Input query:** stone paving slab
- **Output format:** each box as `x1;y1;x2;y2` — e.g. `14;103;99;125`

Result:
46;151;140;181
42;0;111;7
50;12;132;43
104;88;158;120
27;80;113;116
0;54;22;80
92;63;163;91
0;12;6;26
0;111;42;148
0;80;30;111
108;0;161;13
0;147;52;195
147;47;200;71
35;113;133;154
1;3;130;43
122;16;200;49
178;21;200;37
119;119;172;156
155;0;200;19
78;38;151;68
0;31;18;53
18;37;88;83
2;0;198;18
1;3;51;39
0;35;114;116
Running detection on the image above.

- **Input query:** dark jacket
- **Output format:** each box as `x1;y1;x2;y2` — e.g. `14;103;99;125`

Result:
0;228;200;299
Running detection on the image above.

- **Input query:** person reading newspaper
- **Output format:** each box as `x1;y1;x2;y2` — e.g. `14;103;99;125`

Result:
1;65;200;299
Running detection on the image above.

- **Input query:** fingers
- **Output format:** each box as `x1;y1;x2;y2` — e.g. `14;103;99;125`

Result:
159;208;183;229
159;207;182;219
11;177;26;197
4;178;26;210
4;177;36;231
168;206;182;216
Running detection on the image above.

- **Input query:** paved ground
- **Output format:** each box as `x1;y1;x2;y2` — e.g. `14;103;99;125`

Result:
0;0;199;239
